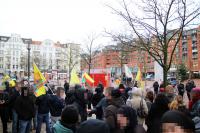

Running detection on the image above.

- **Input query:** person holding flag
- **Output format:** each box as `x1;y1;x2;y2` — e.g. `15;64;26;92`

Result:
32;63;51;133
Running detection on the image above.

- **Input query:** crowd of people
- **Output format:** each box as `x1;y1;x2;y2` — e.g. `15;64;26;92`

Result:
0;79;200;133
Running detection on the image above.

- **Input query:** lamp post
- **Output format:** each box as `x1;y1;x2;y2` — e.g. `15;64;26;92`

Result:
24;39;32;82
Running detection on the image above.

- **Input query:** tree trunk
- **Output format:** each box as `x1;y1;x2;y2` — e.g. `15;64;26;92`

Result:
163;66;168;88
88;64;91;74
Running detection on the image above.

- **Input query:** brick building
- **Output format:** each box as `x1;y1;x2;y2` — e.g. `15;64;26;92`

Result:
81;26;200;77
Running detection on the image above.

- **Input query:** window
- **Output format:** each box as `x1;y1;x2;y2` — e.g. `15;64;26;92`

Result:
0;57;3;62
16;65;18;69
0;50;3;54
13;65;15;69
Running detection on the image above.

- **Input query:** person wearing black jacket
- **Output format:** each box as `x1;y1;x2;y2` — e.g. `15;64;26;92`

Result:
0;88;9;133
35;91;51;133
49;87;65;131
145;93;169;133
177;81;185;97
15;87;35;133
153;81;159;96
186;80;196;101
91;87;105;108
10;83;20;133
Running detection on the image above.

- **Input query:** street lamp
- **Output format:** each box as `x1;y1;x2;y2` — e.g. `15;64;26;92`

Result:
24;39;32;82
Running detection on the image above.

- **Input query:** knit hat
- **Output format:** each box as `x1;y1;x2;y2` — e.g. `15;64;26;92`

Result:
61;105;79;124
161;110;195;132
111;88;121;98
77;119;110;133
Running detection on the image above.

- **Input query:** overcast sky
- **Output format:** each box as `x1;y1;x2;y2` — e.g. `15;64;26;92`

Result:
0;0;124;45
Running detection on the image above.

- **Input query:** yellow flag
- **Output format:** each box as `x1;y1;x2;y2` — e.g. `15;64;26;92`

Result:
70;70;80;85
33;63;46;97
135;67;142;81
135;67;145;89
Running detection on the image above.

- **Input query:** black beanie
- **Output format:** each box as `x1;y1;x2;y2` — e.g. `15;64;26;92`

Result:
161;110;195;131
77;119;110;133
111;89;121;98
61;105;79;124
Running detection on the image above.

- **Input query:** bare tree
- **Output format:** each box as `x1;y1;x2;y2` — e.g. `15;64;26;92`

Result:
67;44;80;83
81;34;101;74
108;0;200;87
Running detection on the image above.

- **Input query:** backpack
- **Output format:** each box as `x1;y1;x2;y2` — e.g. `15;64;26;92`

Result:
137;98;147;118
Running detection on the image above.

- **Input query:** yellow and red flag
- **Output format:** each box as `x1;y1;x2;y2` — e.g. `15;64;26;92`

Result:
83;72;94;85
33;63;46;97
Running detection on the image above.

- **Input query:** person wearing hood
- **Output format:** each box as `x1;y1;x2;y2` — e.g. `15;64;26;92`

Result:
53;105;79;133
91;87;105;108
104;88;125;133
77;119;110;133
126;87;148;125
145;93;169;133
117;105;138;133
15;87;35;133
161;110;195;133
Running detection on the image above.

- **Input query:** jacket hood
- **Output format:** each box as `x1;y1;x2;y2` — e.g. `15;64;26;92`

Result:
132;87;143;97
77;119;110;133
111;97;125;107
53;121;73;133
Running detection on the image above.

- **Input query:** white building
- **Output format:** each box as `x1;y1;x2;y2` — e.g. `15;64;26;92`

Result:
0;34;81;79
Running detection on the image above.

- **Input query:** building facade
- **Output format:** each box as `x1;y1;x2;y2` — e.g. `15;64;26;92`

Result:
81;26;200;77
0;34;80;79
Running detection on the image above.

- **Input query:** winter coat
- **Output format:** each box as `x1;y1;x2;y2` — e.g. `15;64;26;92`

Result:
191;99;200;118
145;94;169;133
15;96;35;121
126;88;148;125
91;93;105;107
49;95;65;117
104;97;125;133
53;121;74;133
0;91;9;109
8;88;20;109
177;83;185;95
35;94;50;114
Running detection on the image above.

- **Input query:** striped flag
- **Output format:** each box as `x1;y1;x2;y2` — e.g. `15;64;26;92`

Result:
83;72;94;85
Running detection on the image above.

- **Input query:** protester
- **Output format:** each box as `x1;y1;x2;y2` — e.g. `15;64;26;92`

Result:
35;88;51;133
117;105;138;133
145;91;154;111
91;87;105;108
9;82;20;133
153;81;159;95
165;85;176;103
0;86;9;133
145;93;169;133
77;119;110;133
15;87;35;133
186;80;196;101
64;81;69;94
190;87;200;116
177;81;185;97
29;85;37;130
53;105;79;133
88;87;113;120
49;87;65;130
126;87;148;125
104;88;125;133
161;110;195;133
86;88;93;110
169;95;185;110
